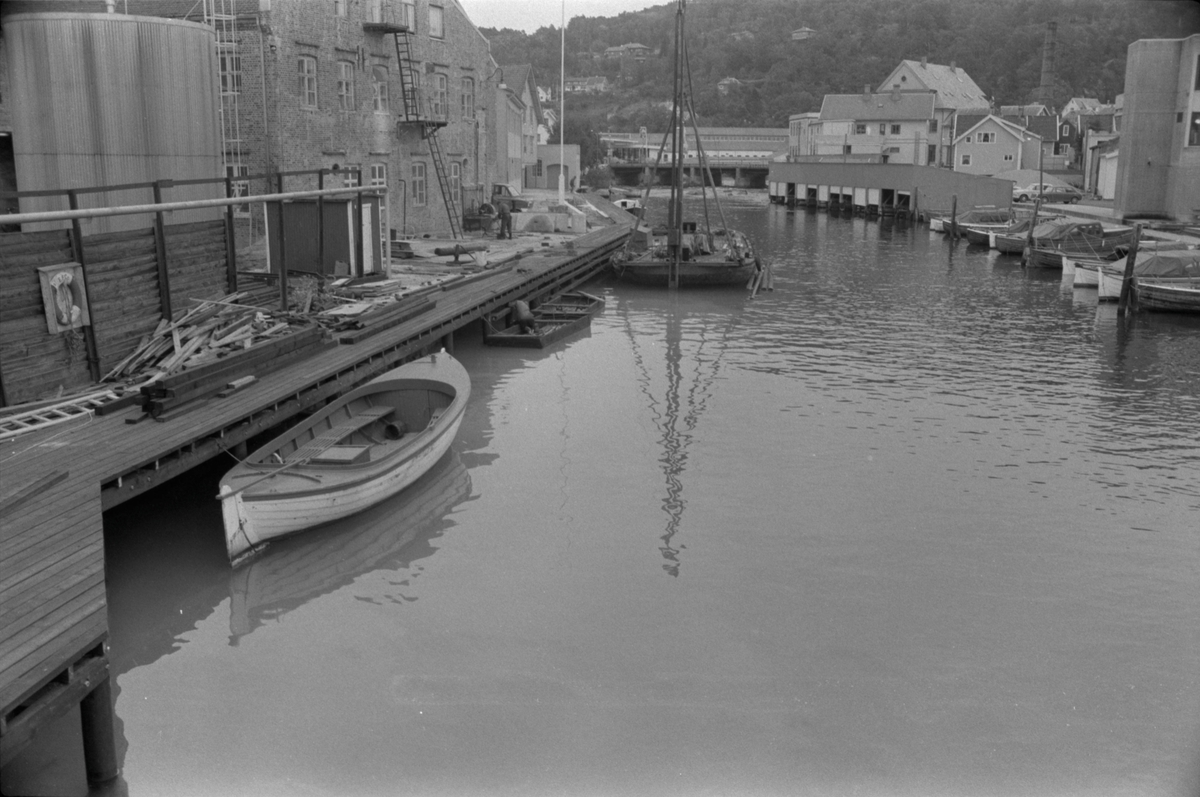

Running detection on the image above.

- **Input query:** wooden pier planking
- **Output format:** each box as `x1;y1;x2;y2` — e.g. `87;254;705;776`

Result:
0;223;628;768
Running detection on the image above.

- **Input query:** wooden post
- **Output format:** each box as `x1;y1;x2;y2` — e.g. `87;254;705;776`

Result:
1117;223;1142;317
224;176;239;293
66;190;103;381
317;170;326;277
80;671;118;784
152;181;174;320
354;178;365;278
1021;199;1041;267
950;194;958;239
276;173;288;312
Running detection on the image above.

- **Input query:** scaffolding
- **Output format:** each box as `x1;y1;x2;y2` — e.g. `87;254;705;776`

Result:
206;0;248;214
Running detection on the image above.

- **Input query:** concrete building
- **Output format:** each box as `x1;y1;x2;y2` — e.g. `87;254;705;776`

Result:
876;59;991;168
952;114;1042;175
531;142;580;193
1114;33;1200;221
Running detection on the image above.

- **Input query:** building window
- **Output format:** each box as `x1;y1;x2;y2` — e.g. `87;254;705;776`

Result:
227;164;250;215
878;123;886;135
890;124;901;135
449;161;461;205
1195;53;1200;90
854;123;867;135
1189;112;1200;146
337;61;355;110
342;164;361;188
412;162;427;207
960;153;971;166
843;145;851;155
298;56;318;108
979;132;995;143
431;73;448;118
1061;124;1070;138
964;135;972;143
928;119;938;134
429;5;444;38
535;160;543;177
461;77;475;119
1003;153;1014;162
370;163;387;188
402;0;416;29
372;66;389;112
334;0;347;17
219;49;242;94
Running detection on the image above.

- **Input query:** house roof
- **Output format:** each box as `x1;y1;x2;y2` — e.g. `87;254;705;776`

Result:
1006;114;1063;142
877;60;989;110
1000;104;1050;116
820;92;935;122
500;64;543;123
953;114;1040;144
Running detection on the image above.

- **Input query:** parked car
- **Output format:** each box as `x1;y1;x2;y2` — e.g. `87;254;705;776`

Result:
1012;183;1082;204
491;183;534;210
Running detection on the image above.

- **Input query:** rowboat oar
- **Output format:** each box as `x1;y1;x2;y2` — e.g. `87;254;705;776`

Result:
218;457;318;499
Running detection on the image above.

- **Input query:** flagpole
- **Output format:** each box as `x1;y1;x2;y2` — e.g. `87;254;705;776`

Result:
559;0;567;204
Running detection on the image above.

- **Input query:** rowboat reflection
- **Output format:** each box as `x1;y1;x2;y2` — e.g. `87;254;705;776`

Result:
228;449;473;640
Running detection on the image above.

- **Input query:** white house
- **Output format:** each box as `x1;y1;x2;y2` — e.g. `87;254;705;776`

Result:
877;59;990;167
812;89;937;164
952;114;1042;175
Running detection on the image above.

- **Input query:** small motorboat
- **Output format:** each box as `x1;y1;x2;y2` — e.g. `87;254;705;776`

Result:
483;291;604;349
218;352;470;562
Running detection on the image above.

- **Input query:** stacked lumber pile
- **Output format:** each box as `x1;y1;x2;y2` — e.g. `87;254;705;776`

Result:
101;293;329;420
322;293;438;345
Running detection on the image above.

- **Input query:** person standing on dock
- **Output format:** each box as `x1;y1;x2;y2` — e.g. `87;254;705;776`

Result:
497;199;512;240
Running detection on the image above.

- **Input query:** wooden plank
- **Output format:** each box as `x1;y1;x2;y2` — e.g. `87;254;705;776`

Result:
0;568;105;647
0;471;69;514
0;616;106;714
0;582;106;676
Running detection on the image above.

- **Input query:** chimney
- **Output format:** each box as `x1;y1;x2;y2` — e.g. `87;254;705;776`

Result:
891;83;901;101
949;60;956;72
863;84;872;102
921;56;927;68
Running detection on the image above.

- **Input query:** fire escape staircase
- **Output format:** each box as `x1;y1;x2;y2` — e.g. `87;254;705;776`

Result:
390;29;462;240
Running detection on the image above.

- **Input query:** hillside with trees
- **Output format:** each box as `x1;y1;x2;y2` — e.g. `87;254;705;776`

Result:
481;0;1199;166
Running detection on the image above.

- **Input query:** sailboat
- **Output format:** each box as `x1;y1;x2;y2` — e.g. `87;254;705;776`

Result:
611;0;761;289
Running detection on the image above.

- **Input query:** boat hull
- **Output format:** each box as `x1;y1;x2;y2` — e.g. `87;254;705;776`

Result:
1073;263;1101;287
219;354;470;562
613;258;757;287
483;292;603;348
1135;278;1200;313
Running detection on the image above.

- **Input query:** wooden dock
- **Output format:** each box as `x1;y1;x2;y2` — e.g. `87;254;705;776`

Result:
0;221;628;781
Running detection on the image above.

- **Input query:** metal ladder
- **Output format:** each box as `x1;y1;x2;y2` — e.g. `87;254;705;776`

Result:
0;391;120;441
424;127;462;240
391;31;462;240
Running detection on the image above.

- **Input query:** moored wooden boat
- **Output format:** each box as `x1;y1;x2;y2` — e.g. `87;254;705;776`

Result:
1131;249;1200;313
483;291;604;348
613;227;759;287
218;352;470;562
1073;258;1104;287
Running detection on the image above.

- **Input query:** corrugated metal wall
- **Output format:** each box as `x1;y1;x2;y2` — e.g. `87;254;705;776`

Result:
5;12;222;233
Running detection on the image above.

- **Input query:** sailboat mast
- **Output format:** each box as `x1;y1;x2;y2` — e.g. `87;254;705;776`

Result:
667;0;686;288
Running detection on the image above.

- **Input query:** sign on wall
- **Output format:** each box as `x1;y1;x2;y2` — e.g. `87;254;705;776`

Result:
37;263;92;334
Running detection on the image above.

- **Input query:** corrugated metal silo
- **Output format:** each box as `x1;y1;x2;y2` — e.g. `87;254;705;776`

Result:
5;12;222;233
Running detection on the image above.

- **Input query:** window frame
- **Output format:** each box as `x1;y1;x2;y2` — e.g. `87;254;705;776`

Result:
298;55;318;108
449;161;461;206
960;153;971;166
429;4;444;38
372;66;390;113
402;0;416;30
978;131;995;144
333;0;347;17
431;73;448;118
854;123;867;135
412;162;427;207
342;164;361;189
1188;112;1200;146
219;48;242;95
890;123;901;135
928;119;938;134
337;60;356;111
461;77;475;120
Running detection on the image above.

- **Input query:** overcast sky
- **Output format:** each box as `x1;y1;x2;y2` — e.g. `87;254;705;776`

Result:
458;0;667;33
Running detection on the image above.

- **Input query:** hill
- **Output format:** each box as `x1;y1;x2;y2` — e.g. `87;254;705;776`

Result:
480;0;1200;165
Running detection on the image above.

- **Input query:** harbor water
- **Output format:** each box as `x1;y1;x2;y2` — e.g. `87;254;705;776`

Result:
15;200;1200;796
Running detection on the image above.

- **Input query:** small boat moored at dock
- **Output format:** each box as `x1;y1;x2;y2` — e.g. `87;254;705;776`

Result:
483;290;605;348
218;352;471;562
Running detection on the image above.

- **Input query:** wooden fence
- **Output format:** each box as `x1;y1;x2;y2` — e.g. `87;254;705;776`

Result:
0;219;230;405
